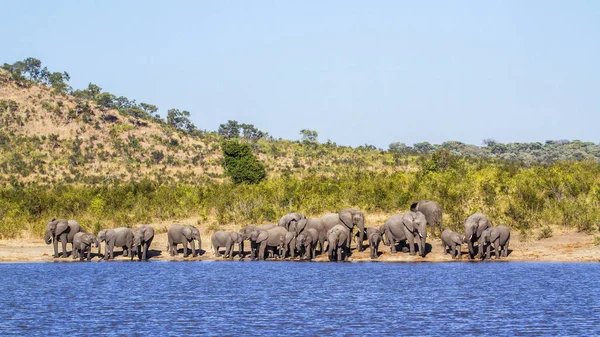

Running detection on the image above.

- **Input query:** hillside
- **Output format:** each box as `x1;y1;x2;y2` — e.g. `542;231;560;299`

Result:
0;67;409;186
1;58;600;244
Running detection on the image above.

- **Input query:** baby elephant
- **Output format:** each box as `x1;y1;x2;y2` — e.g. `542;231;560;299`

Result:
211;231;244;259
367;228;382;259
441;229;463;259
72;232;99;261
478;225;511;260
279;231;296;259
295;228;319;260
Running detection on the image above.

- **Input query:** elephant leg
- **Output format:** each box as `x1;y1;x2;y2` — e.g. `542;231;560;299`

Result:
407;235;415;255
183;240;189;257
214;245;221;257
86;248;91;262
504;239;510;257
191;241;197;257
259;243;266;261
60;233;68;258
493;240;499;259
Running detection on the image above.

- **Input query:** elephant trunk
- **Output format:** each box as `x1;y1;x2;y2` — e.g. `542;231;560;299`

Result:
357;218;365;252
419;235;426;257
44;230;52;245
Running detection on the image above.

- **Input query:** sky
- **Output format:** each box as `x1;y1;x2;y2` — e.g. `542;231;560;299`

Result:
2;1;599;148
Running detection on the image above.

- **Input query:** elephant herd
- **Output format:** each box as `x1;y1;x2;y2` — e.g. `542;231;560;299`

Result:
44;200;512;262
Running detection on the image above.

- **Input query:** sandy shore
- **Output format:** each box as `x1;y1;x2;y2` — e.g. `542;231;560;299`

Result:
1;227;599;263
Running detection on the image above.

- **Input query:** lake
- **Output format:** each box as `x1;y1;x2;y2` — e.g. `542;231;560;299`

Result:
0;261;598;336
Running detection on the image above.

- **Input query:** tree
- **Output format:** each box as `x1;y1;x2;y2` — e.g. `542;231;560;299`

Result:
413;142;435;154
221;140;266;184
218;120;240;139
299;129;318;143
388;142;412;154
167;108;196;133
140;103;158;115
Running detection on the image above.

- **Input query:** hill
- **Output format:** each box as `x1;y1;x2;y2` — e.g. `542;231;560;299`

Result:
1;58;600;242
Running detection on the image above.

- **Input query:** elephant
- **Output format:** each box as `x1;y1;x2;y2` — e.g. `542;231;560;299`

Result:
45;218;82;258
380;211;427;257
248;226;288;260
240;224;276;259
167;224;202;258
463;212;492;259
441;229;463;259
327;225;350;262
72;232;98;262
278;213;305;230
295;228;319;260
294;214;340;254
339;209;366;251
211;231;244;259
411;200;443;237
279;231;297;259
478;225;511;260
97;227;135;261
367;228;382;259
133;225;154;261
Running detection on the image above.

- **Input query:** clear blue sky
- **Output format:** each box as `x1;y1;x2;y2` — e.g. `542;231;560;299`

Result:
2;1;598;148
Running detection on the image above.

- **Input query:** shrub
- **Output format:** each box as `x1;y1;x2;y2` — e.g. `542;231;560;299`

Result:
537;226;553;240
221;140;266;184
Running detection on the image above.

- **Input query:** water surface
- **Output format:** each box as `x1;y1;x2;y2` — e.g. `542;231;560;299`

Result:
0;262;599;336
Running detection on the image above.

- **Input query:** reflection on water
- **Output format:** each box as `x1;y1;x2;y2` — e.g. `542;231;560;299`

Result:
0;262;599;336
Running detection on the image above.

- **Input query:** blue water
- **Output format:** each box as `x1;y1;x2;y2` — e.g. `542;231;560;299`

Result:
0;262;599;336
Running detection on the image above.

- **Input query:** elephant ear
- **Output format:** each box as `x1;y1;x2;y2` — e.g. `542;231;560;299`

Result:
410;201;419;212
296;219;307;234
256;231;269;243
182;226;193;240
55;220;69;235
231;232;240;242
143;227;154;241
105;229;116;242
339;210;353;229
403;213;416;233
490;229;500;242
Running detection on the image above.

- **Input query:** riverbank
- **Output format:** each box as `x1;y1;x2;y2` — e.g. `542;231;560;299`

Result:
1;226;599;263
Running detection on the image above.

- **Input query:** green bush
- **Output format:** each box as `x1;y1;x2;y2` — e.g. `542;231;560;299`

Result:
221;140;266;184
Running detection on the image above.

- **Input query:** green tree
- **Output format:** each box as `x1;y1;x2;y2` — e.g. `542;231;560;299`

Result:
221;139;266;184
218;120;240;139
299;129;318;143
167;109;196;133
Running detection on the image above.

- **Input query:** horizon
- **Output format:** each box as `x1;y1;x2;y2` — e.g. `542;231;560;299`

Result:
2;1;598;148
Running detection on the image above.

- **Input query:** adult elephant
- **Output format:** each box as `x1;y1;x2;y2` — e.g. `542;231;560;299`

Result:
339;209;366;251
278;213;305;230
240;224;276;258
381;211;428;257
249;226;288;260
211;231;244;259
45;218;82;258
411;200;442;237
133;225;154;261
167;224;201;258
327;225;350;262
72;232;98;261
97;227;135;261
463;212;491;260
